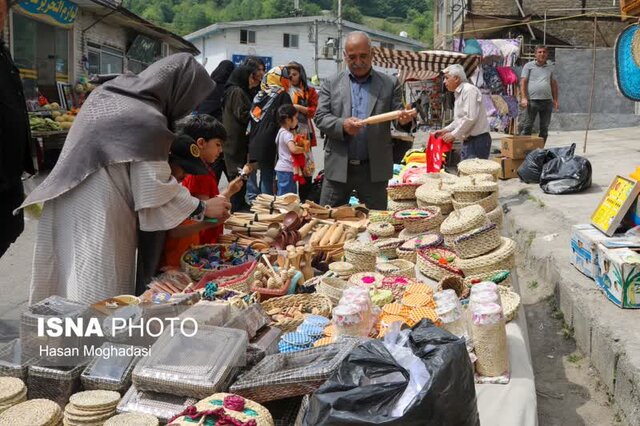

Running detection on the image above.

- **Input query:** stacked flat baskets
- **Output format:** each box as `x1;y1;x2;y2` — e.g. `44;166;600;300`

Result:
0;378;27;414
63;390;121;425
439;205;489;247
451;223;502;259
416;183;454;215
451;180;499;213
457;158;502;181
456;237;517;276
0;399;63;426
261;294;332;332
369;210;404;232
344;240;379;272
396;232;444;263
393;207;443;234
417;247;463;281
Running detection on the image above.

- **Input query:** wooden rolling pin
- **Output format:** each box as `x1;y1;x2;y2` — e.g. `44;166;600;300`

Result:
361;108;416;125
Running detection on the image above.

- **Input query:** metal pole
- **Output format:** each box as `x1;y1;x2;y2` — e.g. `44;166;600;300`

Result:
543;9;547;45
337;0;343;72
314;20;319;77
583;15;597;153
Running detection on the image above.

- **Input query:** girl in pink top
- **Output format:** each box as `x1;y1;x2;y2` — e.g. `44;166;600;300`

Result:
274;104;306;195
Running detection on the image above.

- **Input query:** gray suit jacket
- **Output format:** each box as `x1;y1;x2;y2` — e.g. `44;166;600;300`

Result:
315;69;404;183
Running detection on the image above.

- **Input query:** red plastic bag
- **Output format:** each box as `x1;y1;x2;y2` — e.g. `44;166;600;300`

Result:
426;134;452;173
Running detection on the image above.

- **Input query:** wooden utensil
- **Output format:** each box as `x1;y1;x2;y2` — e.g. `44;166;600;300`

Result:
361;108;416;125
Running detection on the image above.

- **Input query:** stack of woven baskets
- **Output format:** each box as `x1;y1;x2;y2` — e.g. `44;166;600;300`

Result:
63;390;122;425
0;378;26;415
450;174;503;230
386;182;420;211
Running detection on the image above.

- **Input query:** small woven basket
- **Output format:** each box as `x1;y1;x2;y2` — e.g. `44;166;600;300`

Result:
195;261;258;294
396;232;444;263
499;286;521;322
376;259;416;278
416;248;463;281
452;179;498;203
457;159;501;180
437;275;469;299
416;184;454;215
451;223;502;259
261;294;333;333
344;241;379;272
387;183;421;200
487;205;504;229
388;198;418;212
440;205;489;246
367;222;396;239
452;191;499;213
316;277;352;306
464;270;512;288
456;237;516;276
374;238;404;259
181;244;259;281
393;207;443;233
328;262;355;278
348;272;385;289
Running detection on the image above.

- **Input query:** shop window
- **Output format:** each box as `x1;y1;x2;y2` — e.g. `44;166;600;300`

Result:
283;33;299;48
87;43;124;74
240;29;256;45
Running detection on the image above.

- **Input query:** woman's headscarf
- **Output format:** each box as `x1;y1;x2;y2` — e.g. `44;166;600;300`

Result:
21;53;214;209
210;60;235;84
225;64;257;95
250;66;290;124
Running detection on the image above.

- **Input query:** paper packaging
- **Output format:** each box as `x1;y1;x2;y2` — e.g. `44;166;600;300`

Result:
493;157;524;180
595;245;640;308
570;224;610;278
500;136;545;159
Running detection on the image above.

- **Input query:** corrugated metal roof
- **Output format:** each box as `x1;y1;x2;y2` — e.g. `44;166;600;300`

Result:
185;15;426;49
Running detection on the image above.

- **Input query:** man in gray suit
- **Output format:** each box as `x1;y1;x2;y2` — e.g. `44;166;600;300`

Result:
315;32;416;210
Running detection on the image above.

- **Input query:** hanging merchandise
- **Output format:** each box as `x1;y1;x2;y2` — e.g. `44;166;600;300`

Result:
463;39;483;56
426;134;453;173
482;65;504;94
614;24;640;101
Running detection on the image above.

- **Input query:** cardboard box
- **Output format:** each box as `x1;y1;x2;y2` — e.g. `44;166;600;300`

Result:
493;157;524;180
500;136;545;159
570;224;610;279
595;245;640;308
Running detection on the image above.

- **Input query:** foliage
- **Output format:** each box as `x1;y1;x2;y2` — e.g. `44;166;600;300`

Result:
122;0;434;44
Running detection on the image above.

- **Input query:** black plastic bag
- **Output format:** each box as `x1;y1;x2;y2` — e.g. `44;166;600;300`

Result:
517;143;577;184
304;321;479;426
540;155;592;194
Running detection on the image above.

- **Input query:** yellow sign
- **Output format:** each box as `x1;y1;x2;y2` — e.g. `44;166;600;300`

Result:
591;175;640;236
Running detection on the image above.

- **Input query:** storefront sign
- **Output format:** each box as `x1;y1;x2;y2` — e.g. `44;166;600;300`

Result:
232;54;272;70
15;0;79;29
591;175;640;236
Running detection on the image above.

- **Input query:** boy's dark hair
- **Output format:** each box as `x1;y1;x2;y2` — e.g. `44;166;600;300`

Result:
277;104;297;125
179;114;227;142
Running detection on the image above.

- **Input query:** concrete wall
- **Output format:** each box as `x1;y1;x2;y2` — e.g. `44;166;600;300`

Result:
548;47;640;130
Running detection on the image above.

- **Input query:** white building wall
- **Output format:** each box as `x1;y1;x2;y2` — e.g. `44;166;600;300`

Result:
194;22;419;80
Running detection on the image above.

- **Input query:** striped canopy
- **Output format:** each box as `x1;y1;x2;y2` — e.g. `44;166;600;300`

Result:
372;47;480;82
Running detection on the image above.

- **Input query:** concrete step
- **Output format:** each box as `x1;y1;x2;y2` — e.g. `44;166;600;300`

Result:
502;192;640;425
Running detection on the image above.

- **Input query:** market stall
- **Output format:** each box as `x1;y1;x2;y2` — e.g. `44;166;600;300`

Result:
0;160;538;425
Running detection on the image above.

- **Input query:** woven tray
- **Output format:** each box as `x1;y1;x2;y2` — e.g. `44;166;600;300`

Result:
416;247;464;281
456;237;516;276
376;259;416;278
229;340;360;403
393;207;443;233
457;158;501;179
452;191;499;213
387;183;421;201
440;205;488;246
261;294;333;333
181;244;259;281
452;223;502;259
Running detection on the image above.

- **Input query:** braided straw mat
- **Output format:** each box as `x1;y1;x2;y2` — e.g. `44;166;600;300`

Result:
0;399;63;426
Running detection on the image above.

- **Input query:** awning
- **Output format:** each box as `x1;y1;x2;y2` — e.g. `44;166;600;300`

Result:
372;47;479;82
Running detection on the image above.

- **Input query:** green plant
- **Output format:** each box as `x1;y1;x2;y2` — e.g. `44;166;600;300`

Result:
527;194;545;208
562;323;574;339
528;280;539;289
567;352;583;363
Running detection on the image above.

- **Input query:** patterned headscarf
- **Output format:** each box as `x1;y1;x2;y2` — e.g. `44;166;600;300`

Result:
250;66;290;123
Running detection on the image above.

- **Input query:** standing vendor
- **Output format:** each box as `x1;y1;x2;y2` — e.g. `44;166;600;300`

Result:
19;53;231;305
434;64;491;160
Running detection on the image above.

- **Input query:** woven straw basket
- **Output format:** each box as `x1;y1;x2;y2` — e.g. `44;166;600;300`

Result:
457;159;502;180
451;223;502;259
376;259;416;278
181;244;258;281
456;237;516;276
388;198;418;212
499;286;521;322
328;262;355;278
316;277;352;306
344;240;379;272
374;238;404;259
367;222;396;239
437;275;469;299
393;207;443;234
387;183;421;201
416;247;463;281
416;184;454;215
440;205;489;246
396;233;444;263
452;191;499;213
261;294;332;333
452;180;498;203
487;206;504;229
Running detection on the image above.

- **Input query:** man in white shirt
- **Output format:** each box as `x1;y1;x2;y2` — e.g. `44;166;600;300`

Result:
434;64;491;160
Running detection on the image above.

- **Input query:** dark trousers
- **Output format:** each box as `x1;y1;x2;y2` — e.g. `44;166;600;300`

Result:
461;132;492;161
320;163;387;210
0;181;25;259
522;99;553;142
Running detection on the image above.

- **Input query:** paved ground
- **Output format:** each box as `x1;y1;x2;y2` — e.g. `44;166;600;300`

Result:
499;126;640;425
